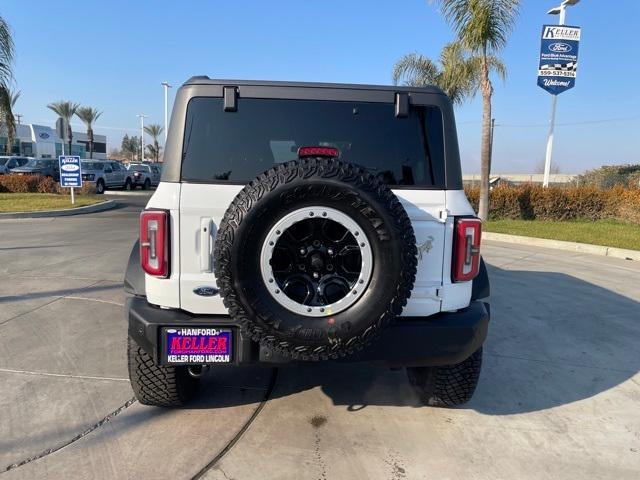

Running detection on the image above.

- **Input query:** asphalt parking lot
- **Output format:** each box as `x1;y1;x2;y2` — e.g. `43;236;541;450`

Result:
1;194;638;480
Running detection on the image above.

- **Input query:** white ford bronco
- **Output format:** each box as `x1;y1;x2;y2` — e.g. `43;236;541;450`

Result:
124;77;489;408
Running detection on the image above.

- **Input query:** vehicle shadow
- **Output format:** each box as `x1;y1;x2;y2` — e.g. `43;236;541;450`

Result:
0;282;120;304
192;264;640;415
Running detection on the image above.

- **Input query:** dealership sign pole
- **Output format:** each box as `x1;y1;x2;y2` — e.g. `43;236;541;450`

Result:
538;6;581;187
59;155;82;205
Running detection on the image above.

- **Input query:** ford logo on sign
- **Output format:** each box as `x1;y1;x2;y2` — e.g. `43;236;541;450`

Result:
61;163;79;172
39;132;50;139
549;42;572;53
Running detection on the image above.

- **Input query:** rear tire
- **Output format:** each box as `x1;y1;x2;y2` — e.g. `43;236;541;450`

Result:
142;178;151;190
96;179;105;194
127;336;198;407
407;348;483;407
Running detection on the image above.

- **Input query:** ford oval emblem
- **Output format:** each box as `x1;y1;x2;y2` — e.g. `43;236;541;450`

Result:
193;286;219;297
39;132;50;139
61;164;79;172
549;42;572;53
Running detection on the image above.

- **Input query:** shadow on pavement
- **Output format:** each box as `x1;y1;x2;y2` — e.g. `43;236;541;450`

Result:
188;265;639;415
0;282;120;304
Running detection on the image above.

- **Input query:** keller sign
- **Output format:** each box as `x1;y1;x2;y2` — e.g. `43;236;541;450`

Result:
58;156;82;188
537;25;581;95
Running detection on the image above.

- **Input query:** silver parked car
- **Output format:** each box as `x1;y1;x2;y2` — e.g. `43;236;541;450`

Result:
127;163;161;189
0;156;32;174
81;160;133;194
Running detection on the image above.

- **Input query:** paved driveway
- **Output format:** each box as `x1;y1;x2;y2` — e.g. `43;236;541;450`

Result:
1;198;638;479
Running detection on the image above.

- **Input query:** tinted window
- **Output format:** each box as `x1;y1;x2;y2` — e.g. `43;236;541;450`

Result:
82;162;104;171
129;164;150;172
181;98;445;187
25;160;55;168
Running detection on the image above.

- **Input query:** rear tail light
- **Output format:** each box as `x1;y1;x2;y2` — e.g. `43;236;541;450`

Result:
140;210;169;278
452;218;482;282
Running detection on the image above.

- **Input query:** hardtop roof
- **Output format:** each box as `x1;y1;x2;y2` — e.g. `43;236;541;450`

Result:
183;76;446;96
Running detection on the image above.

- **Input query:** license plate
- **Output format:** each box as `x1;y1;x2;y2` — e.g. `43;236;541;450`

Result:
163;327;232;365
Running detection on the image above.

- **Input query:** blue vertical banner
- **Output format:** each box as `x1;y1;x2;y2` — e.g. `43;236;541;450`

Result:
59;156;82;188
537;25;581;95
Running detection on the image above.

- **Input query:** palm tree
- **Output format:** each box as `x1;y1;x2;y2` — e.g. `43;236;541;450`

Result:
143;123;163;162
436;0;520;220
146;143;160;162
76;106;102;158
47;101;80;155
0;88;16;154
393;42;504;107
0;16;15;155
0;16;13;90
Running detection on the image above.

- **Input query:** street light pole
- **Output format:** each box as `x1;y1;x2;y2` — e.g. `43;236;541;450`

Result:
543;0;580;187
137;114;148;162
161;82;172;142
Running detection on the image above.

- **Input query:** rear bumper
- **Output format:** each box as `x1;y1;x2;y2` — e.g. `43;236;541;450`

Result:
126;296;489;368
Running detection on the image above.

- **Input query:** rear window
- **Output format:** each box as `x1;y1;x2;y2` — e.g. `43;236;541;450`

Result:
129;164;150;172
25;160;55;168
181;98;445;187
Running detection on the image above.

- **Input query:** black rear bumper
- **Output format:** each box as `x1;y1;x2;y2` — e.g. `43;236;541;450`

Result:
127;296;489;368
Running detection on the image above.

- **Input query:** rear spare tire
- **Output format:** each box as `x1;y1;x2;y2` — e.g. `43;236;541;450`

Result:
214;158;417;361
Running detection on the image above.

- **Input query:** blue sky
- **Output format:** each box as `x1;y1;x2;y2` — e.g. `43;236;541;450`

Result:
3;0;639;173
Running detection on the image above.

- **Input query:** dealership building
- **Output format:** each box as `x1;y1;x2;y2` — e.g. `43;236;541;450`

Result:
0;123;107;160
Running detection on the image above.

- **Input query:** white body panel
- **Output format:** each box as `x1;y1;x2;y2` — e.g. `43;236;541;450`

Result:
143;183;477;316
145;182;181;308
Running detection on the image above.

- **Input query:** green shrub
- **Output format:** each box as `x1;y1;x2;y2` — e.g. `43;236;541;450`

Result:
577;164;640;188
0;174;42;193
36;176;59;194
58;182;97;195
464;184;640;224
0;174;96;195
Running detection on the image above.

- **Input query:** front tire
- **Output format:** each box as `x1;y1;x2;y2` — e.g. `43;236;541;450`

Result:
96;179;105;194
407;348;483;407
127;336;198;407
124;178;132;191
142;178;151;190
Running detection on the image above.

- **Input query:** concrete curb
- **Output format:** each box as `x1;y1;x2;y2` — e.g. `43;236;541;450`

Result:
0;200;117;219
483;231;640;261
104;190;153;196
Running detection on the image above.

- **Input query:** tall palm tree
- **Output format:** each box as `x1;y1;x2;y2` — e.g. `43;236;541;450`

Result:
47;101;80;155
436;0;520;220
146;143;160;162
0;88;16;154
0;16;13;90
393;42;504;107
76;106;102;158
143;123;163;162
0;16;15;155
8;88;19;108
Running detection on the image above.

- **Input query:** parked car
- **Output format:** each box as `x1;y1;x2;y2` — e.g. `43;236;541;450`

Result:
0;156;31;174
124;77;489;408
81;160;134;194
10;158;60;181
127;163;161;189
